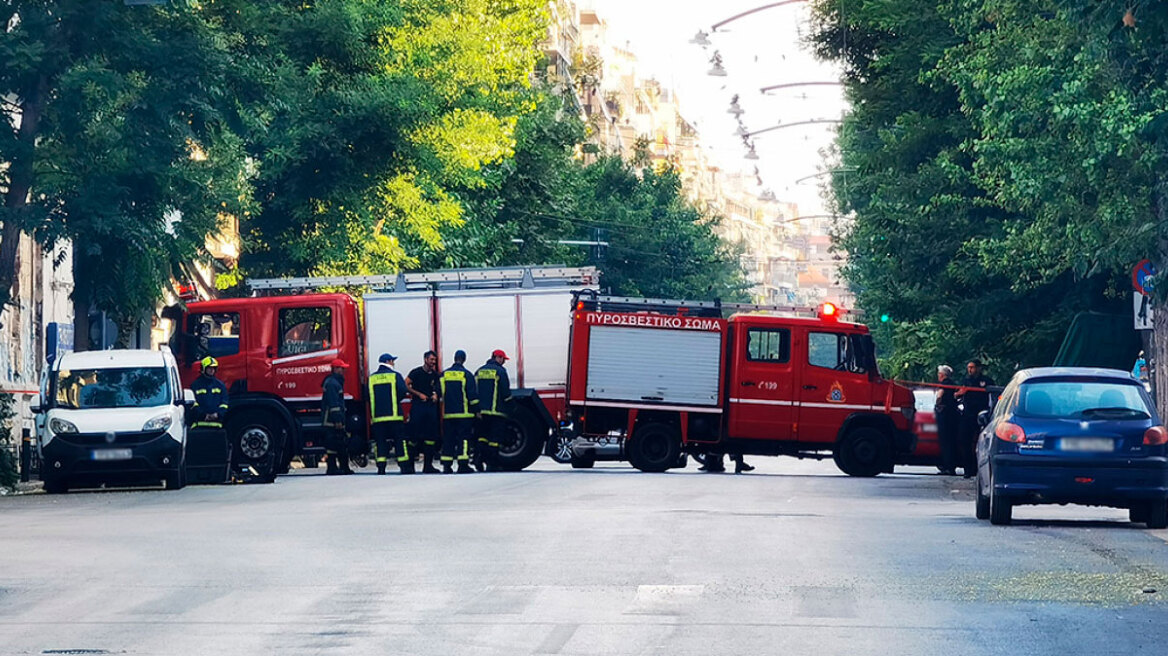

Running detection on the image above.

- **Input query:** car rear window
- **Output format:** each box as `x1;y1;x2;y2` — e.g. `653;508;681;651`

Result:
1016;379;1151;420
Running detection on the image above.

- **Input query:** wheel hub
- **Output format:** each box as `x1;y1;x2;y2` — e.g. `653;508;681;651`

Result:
240;427;271;459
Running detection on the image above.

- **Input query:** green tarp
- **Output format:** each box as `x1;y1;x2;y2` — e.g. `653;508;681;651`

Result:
1052;312;1140;370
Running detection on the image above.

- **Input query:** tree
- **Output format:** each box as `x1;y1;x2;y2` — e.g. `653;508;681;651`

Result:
0;1;253;343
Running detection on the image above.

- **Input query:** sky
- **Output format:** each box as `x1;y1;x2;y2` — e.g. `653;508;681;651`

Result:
584;0;847;217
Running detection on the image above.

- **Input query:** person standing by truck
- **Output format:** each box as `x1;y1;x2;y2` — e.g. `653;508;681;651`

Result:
323;359;353;475
190;357;229;430
407;350;442;474
935;365;960;476
369;353;411;475
957;359;994;478
440;349;478;474
474;349;513;472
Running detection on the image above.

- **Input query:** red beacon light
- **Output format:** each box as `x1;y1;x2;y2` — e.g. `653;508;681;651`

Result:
818;302;841;321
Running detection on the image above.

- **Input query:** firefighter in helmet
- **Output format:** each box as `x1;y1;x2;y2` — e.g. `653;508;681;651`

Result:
474;349;512;472
369;353;411;474
440;349;478;474
190;357;229;430
322;358;353;475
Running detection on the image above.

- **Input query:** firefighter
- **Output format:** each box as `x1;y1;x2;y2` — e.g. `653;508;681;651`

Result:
190;356;229;430
407;350;442;473
323;358;353;475
956;359;994;478
369;353;411;475
440;349;478;474
474;349;512;472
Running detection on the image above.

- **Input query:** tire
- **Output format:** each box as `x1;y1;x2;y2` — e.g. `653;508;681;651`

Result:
627;423;681;473
988;468;1012;526
570;453;595;469
835;428;890;478
494;405;548;472
1146;499;1168;529
43;478;68;495
228;410;284;481
549;429;575;464
975;469;991;520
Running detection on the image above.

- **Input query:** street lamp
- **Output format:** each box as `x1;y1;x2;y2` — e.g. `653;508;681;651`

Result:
728;95;744;117
743;118;842;139
708;52;728;77
710;0;809;32
690;30;712;46
760;81;843;94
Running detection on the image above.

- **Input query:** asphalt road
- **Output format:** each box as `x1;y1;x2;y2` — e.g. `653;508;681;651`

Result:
1;458;1166;656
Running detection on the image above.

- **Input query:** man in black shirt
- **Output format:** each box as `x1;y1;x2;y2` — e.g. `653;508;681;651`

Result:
957;359;994;478
407;350;442;474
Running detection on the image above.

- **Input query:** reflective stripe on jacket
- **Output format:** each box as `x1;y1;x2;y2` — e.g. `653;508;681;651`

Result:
475;360;512;416
369;365;406;423
440;365;478;419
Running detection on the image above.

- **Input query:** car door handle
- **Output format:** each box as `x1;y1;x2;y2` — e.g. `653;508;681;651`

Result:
802;385;818;390
741;381;756;387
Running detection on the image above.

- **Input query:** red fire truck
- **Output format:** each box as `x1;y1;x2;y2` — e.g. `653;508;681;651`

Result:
170;267;598;480
562;294;917;476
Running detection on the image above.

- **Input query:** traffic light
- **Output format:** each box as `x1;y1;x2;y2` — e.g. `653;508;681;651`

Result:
879;313;890;323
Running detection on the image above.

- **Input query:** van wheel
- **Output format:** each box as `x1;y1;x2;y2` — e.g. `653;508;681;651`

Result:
989;469;1012;526
495;405;547;472
835;428;889;477
43;479;68;495
1146;499;1168;529
164;465;186;490
229;410;283;481
628;423;681;473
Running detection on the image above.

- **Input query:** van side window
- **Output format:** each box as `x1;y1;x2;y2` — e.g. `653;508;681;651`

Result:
188;312;241;360
279;307;333;357
746;329;790;363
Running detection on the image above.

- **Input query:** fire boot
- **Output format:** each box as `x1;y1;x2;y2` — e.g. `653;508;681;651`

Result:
399;459;416;475
457;461;475;474
376;461;387;475
442;462;454;474
326;454;341;475
423;453;440;474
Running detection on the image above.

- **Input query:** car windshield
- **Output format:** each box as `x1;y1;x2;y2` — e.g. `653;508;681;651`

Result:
55;367;171;410
1015;379;1150;420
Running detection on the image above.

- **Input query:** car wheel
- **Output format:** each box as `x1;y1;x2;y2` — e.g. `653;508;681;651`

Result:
1130;504;1149;524
988;468;1012;526
549;429;575;464
975;469;990;520
1146;499;1168;529
835;428;890;477
570;453;596;469
627;423;681;473
43;479;68;495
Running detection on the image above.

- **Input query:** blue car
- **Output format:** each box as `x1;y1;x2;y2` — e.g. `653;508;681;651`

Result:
975;367;1168;527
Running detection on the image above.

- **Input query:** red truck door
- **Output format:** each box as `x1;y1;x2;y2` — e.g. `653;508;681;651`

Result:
180;309;247;390
797;328;874;442
727;320;798;439
261;302;343;402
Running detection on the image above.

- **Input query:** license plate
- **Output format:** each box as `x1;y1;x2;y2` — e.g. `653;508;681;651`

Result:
92;448;133;461
1059;437;1114;452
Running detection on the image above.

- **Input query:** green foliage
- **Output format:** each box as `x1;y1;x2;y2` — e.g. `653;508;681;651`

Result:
809;0;1133;380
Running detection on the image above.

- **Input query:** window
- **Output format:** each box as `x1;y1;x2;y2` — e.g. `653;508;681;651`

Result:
189;313;241;360
809;332;873;374
1016;380;1151;419
279;307;333;357
55;367;171;410
746;329;790;363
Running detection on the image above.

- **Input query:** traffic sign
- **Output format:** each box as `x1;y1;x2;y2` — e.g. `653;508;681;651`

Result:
1134;292;1154;331
1132;259;1157;296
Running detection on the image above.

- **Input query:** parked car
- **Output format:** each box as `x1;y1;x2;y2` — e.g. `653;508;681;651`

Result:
32;349;193;493
975;367;1168;527
904;388;940;467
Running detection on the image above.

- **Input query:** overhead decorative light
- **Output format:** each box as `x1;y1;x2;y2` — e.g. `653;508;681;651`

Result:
689;30;712;46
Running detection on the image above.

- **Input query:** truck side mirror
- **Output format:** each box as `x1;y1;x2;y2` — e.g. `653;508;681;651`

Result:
30;393;42;414
977;410;991;428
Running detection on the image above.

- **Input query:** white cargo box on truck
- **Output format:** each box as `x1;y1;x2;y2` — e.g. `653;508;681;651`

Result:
584;325;723;407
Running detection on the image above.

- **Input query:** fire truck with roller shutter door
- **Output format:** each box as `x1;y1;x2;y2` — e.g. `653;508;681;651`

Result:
563;294;918;475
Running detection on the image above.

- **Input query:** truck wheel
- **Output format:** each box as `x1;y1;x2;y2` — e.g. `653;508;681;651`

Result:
628;423;681;473
43;478;68;495
570;453;595;469
495;405;548;472
229;410;283;482
1146;499;1168;529
835;428;889;477
988;469;1012;526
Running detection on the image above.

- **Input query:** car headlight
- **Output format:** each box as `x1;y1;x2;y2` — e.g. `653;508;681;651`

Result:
49;418;79;434
143;415;173;431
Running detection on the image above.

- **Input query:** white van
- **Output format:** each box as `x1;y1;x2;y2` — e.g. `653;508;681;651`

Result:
32;349;193;493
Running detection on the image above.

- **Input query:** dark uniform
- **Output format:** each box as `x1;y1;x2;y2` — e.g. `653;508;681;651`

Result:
369;362;410;474
322;368;352;475
935;376;960;475
474;358;512;471
190;371;229;429
959;372;994;476
407;364;442;473
440;359;478;473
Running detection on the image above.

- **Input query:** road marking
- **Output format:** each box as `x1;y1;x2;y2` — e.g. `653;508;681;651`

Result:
624;585;704;616
534;624;579;654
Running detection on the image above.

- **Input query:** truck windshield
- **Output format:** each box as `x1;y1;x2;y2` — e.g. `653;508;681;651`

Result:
55;367;171;410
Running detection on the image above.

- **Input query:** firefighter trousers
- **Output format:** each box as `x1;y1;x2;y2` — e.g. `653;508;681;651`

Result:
475;414;506;469
372;421;411;472
441;418;473;463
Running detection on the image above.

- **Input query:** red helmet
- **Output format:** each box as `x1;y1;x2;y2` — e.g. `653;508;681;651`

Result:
330;358;349;368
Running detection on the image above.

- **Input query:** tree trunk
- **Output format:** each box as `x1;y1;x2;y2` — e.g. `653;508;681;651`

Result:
0;75;50;310
1152;175;1168;420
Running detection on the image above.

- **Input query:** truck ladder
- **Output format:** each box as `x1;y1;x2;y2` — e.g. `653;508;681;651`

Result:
575;293;855;318
247;266;600;293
